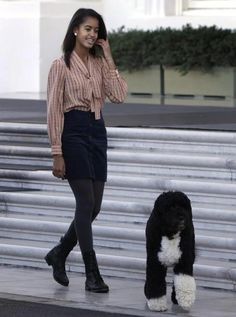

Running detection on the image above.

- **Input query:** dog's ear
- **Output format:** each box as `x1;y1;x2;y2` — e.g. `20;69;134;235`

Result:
153;192;169;214
179;192;193;220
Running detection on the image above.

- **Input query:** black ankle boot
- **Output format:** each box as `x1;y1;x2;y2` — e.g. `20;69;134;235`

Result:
82;250;109;293
45;237;72;286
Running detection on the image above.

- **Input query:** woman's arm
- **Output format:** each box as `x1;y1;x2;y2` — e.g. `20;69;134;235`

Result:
96;39;128;103
47;58;65;156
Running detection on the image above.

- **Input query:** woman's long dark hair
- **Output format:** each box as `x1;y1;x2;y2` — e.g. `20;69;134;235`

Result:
62;8;107;68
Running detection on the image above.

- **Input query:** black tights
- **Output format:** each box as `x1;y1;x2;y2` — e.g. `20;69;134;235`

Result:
62;179;105;253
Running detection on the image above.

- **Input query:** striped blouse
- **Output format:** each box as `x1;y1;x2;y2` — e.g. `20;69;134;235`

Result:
47;50;128;155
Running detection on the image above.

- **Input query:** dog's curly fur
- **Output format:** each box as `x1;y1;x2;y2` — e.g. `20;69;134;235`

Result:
144;191;196;311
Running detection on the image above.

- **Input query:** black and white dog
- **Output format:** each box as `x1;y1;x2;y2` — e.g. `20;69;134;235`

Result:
144;191;196;311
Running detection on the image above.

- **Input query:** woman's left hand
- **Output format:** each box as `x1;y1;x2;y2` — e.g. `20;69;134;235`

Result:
96;38;116;69
95;38;112;59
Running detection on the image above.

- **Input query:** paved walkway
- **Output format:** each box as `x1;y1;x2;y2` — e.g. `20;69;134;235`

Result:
0;266;235;317
1;97;236;130
0;298;131;317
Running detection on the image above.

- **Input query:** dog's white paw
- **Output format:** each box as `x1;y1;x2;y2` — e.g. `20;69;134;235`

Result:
147;296;167;311
174;274;196;310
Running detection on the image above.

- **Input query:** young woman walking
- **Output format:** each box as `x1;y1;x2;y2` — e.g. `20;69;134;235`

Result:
45;8;127;293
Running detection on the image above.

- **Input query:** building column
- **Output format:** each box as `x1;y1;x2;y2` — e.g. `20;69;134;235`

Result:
0;0;103;94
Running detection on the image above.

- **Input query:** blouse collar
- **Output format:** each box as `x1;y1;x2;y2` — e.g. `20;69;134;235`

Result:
70;50;102;119
71;50;91;78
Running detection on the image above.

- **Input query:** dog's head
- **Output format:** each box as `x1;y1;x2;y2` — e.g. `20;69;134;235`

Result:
153;191;192;239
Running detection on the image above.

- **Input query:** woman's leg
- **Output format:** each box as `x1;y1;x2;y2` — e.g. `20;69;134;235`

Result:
64;180;105;249
92;180;105;221
45;179;106;289
44;179;84;287
68;179;95;252
44;180;94;287
68;178;108;292
51;179;104;264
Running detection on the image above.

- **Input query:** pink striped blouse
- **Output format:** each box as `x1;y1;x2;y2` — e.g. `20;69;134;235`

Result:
47;50;127;155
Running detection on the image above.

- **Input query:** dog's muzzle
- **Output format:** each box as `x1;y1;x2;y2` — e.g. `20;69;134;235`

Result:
178;220;186;231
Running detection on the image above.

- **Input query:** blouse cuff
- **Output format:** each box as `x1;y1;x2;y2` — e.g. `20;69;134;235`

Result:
51;145;62;156
109;69;120;79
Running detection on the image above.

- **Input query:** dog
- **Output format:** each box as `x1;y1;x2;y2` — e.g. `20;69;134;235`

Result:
144;191;196;311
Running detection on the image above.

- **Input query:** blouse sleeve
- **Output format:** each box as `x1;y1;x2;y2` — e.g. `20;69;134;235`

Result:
101;57;128;103
47;59;65;155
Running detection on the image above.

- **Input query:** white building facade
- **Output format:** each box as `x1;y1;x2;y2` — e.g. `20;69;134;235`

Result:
0;0;235;94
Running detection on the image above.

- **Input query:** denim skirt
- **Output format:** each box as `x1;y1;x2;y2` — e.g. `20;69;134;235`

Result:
62;109;107;181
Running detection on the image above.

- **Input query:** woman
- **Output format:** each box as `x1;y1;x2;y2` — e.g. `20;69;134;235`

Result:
45;8;127;293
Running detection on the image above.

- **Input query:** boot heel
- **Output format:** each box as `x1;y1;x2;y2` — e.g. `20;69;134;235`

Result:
44;246;69;287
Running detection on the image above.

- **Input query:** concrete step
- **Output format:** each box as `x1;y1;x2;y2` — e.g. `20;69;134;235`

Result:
0;135;48;147
0;217;235;260
1;189;236;221
1;211;235;235
1;190;236;222
1;132;236;156
1;144;236;168
0;154;235;181
1;200;236;236
1;123;236;156
0;242;235;290
1;122;236;143
3;181;236;212
2;181;236;212
1;169;236;195
1;207;236;235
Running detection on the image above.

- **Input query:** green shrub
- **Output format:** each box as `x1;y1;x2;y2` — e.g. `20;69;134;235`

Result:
109;25;236;74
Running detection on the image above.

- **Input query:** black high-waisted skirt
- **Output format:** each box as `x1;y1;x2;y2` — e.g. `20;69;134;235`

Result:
62;109;107;182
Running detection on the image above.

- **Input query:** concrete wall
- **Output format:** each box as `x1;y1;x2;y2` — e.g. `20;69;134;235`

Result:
0;0;103;94
0;1;40;93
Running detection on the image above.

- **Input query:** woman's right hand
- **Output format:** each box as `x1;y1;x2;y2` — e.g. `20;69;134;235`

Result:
52;155;65;179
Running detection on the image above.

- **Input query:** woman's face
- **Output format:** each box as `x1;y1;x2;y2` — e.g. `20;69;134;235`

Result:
74;16;99;49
